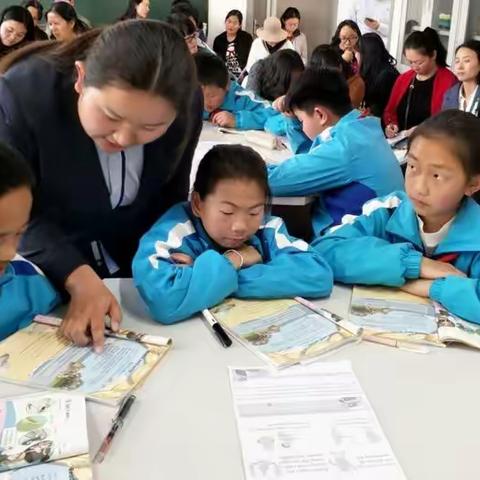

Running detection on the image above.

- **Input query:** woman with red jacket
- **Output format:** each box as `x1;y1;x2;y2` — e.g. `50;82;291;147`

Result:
384;27;457;138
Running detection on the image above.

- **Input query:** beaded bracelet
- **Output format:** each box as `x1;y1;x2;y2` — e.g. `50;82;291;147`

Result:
224;249;244;268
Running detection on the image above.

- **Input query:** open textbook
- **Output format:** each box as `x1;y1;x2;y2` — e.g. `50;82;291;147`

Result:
0;316;172;405
0;391;91;480
210;298;361;368
229;361;407;480
350;286;480;349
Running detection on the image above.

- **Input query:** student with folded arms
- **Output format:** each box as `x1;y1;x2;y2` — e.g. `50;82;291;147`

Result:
0;143;59;340
0;21;202;350
314;110;480;324
133;144;333;324
268;68;404;236
196;52;277;130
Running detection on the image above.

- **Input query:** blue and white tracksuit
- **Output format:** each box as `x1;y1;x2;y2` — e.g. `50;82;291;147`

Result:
268;110;405;235
132;202;333;324
0;255;59;339
313;190;480;324
203;81;277;130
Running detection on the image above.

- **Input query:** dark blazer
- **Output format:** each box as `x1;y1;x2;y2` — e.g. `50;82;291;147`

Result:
213;30;253;71
0;56;203;287
442;82;480;116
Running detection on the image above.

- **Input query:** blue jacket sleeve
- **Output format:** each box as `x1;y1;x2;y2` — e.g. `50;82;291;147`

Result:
233;94;278;130
236;218;333;299
430;255;480;324
313;209;422;286
132;218;239;324
267;139;352;196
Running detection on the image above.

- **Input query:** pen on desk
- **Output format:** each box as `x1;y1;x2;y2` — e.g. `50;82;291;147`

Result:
94;394;136;464
294;297;343;323
363;334;430;354
202;309;232;348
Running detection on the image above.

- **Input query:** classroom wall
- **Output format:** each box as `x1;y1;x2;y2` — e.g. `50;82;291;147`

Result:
0;0;208;26
274;0;338;59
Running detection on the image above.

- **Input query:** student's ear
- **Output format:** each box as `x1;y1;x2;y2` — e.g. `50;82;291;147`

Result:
191;192;203;217
465;174;480;197
74;61;86;95
313;106;330;127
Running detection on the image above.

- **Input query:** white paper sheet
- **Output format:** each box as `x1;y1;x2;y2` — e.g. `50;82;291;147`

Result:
229;361;406;480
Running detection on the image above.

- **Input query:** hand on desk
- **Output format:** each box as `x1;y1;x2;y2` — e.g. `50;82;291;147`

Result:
400;279;433;298
62;265;122;352
211;111;236;128
385;124;399;138
420;257;466;280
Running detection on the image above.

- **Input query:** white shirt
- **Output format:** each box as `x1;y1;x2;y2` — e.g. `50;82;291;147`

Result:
458;85;480;115
244;38;295;79
336;0;392;44
417;215;455;257
97;145;144;209
292;32;308;65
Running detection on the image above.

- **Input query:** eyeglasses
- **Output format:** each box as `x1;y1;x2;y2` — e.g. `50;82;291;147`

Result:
5;26;26;42
339;35;358;43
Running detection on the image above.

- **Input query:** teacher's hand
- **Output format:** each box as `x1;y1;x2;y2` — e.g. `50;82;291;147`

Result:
61;265;122;352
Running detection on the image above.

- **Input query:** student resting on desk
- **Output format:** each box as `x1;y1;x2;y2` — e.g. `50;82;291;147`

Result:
314;110;480;324
267;68;404;236
0;143;58;340
195;52;277;130
133;144;333;324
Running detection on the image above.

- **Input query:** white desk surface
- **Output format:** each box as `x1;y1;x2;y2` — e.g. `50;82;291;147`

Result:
197;122;315;207
2;279;480;480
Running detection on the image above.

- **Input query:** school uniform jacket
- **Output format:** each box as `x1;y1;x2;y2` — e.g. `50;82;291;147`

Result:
0;255;59;340
132;202;333;324
0;56;203;287
267;110;405;235
203;80;277;130
313;190;480;324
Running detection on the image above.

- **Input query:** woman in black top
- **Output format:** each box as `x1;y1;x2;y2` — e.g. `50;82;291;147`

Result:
22;1;48;41
213;10;252;78
0;6;34;58
360;32;399;119
0;21;202;350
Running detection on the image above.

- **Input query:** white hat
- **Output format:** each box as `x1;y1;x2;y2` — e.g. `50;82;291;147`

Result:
256;17;288;43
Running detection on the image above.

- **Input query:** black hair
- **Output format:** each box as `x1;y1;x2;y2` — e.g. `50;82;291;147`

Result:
22;0;43;21
285;67;352;116
225;9;242;25
408;109;480;178
404;27;447;67
360;32;397;83
171;1;200;28
331;19;362;50
194;51;228;89
119;0;145;21
47;2;88;35
0;21;196;114
280;7;301;34
0;142;34;197
254;49;304;101
194;144;270;201
0;6;35;42
455;39;480;83
309;44;353;79
166;12;196;37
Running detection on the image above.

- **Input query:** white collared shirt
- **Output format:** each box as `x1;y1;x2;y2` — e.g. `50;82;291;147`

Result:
458;85;479;114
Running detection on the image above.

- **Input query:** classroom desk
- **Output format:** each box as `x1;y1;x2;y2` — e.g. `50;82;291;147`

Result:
2;279;480;480
197;122;315;240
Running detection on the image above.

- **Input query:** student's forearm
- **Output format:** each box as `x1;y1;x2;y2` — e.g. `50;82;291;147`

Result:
236;252;333;299
315;237;422;286
134;250;239;324
430;277;480;324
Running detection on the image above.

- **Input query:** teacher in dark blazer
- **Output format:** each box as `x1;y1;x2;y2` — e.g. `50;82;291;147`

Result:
0;20;202;350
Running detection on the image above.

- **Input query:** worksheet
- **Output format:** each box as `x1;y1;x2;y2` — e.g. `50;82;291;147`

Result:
229;361;406;480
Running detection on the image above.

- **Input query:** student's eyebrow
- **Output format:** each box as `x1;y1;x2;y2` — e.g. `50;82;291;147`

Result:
220;201;264;208
104;107;166;128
